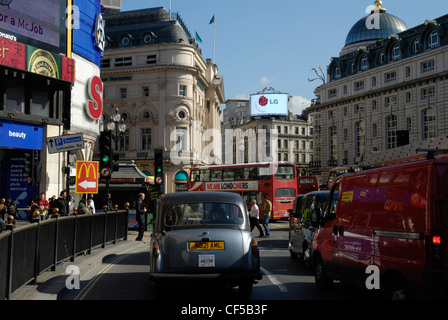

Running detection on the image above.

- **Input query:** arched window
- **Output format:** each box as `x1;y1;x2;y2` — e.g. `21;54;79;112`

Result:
422;108;436;139
392;44;401;61
361;55;369;71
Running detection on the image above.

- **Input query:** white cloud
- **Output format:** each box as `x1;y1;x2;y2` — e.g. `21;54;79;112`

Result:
260;76;271;85
289;96;312;115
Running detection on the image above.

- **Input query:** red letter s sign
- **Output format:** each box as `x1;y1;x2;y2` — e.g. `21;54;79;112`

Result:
87;76;103;120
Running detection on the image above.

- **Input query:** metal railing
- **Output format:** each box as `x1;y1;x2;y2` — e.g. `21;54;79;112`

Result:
0;207;129;300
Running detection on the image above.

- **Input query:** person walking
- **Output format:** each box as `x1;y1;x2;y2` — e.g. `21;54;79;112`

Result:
263;194;272;238
135;193;147;241
56;190;67;216
249;199;264;237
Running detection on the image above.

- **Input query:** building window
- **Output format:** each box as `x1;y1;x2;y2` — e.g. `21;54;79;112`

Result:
142;86;149;97
406;91;412;103
294;140;299;150
284;140;288;149
392;45;401;61
329;126;337;161
146;55;156;65
379;51;385;64
284;126;288;134
385;95;397;108
371;76;376;87
406;117;412;132
371;99;377;110
343;128;348;141
115;57;132;67
120;88;127;99
372;123;377;137
294;154;299;163
385;71;397;83
355;121;365;158
179;85;187;96
406;66;411;77
421;87;436;100
386;115;398;149
361;56;369;71
101;59;110;68
421;60;435;73
428;30;440;49
141;128;152;150
335;66;341;80
328;89;337;98
118;130;129;151
423;108;436;139
173;128;188;151
413;38;421;53
354;81;364;91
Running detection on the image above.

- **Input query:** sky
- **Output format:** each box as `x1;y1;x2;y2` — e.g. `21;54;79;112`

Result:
121;0;448;114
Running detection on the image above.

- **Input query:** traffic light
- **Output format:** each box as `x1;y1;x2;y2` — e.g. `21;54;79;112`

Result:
99;131;112;177
23;152;32;176
154;148;163;184
112;151;119;171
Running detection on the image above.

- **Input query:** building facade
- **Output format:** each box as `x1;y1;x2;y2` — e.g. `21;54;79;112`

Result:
222;98;314;175
0;0;111;215
100;8;225;193
307;1;448;185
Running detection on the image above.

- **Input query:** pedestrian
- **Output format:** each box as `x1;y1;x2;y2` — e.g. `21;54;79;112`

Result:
249;199;264;237
56;190;67;216
0;197;6;221
106;193;113;211
88;194;96;213
78;195;93;215
263;194;272;238
6;197;17;222
135;193;147;241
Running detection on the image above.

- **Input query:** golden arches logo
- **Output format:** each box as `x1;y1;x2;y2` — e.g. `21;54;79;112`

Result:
77;161;98;179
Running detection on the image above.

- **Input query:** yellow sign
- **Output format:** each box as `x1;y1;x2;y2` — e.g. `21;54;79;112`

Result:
341;191;354;203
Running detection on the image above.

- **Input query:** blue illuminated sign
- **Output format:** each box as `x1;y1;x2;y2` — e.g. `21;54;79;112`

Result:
0;120;43;150
73;0;102;67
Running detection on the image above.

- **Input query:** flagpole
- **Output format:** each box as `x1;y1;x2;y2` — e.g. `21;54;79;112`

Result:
213;14;215;63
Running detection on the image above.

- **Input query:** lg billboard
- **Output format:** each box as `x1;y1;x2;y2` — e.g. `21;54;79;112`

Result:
250;93;288;116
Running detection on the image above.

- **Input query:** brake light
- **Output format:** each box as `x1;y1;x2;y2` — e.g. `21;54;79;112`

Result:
433;236;441;245
152;241;160;260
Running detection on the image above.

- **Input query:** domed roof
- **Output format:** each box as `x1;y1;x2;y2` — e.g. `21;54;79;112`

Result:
344;1;408;47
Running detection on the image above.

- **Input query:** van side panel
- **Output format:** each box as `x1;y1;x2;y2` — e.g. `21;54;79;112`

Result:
336;173;377;285
373;166;429;282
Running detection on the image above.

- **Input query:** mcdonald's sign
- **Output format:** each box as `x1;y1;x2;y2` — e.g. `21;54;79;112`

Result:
76;161;99;194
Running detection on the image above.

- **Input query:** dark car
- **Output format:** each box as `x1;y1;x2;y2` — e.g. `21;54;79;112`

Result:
288;191;330;268
149;191;262;297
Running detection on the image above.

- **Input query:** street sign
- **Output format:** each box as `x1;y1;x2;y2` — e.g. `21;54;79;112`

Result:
75;161;99;194
155;176;163;184
100;167;111;177
47;133;84;154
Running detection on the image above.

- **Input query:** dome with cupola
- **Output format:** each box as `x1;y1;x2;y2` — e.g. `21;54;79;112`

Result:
341;1;408;55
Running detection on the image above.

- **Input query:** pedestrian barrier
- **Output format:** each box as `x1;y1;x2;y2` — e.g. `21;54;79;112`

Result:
0;207;129;300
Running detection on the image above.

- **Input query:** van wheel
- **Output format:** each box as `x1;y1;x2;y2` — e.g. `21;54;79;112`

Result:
387;276;408;300
314;257;333;291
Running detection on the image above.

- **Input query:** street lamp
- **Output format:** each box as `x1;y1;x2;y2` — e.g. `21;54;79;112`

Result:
107;108;127;150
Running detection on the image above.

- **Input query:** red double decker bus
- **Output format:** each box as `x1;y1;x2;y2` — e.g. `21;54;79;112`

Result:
188;161;298;220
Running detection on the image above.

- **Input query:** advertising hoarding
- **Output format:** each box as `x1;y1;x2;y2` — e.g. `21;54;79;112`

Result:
0;0;67;54
250;93;288;116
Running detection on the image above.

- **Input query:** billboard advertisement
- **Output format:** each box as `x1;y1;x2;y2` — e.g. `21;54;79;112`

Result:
73;0;103;67
250;93;288;116
0;0;67;54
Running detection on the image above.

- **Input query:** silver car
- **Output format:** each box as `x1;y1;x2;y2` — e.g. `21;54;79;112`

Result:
149;191;262;297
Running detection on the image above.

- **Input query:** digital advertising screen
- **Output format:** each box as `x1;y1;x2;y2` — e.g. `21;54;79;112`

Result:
0;0;66;54
250;93;288;116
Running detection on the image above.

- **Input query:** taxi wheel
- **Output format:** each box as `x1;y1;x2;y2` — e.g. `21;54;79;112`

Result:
239;281;253;298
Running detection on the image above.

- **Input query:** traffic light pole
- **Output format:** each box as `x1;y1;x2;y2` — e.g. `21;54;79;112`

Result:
66;151;70;216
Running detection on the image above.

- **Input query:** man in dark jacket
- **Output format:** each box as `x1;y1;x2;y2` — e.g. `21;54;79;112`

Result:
57;190;67;216
135;193;147;241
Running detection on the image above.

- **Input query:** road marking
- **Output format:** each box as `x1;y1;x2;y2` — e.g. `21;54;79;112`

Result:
74;247;143;300
260;266;288;293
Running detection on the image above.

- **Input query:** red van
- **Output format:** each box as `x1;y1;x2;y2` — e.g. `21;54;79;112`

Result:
311;156;448;299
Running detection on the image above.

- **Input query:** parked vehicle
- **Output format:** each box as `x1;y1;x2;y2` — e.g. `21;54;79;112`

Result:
289;191;329;269
288;194;304;228
312;156;448;299
149;191;262;297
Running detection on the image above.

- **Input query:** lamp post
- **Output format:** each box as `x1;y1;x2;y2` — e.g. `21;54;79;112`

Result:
104;108;126;206
106;108;127;150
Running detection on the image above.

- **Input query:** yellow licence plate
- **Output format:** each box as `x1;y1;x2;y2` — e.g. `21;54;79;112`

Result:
189;241;225;251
